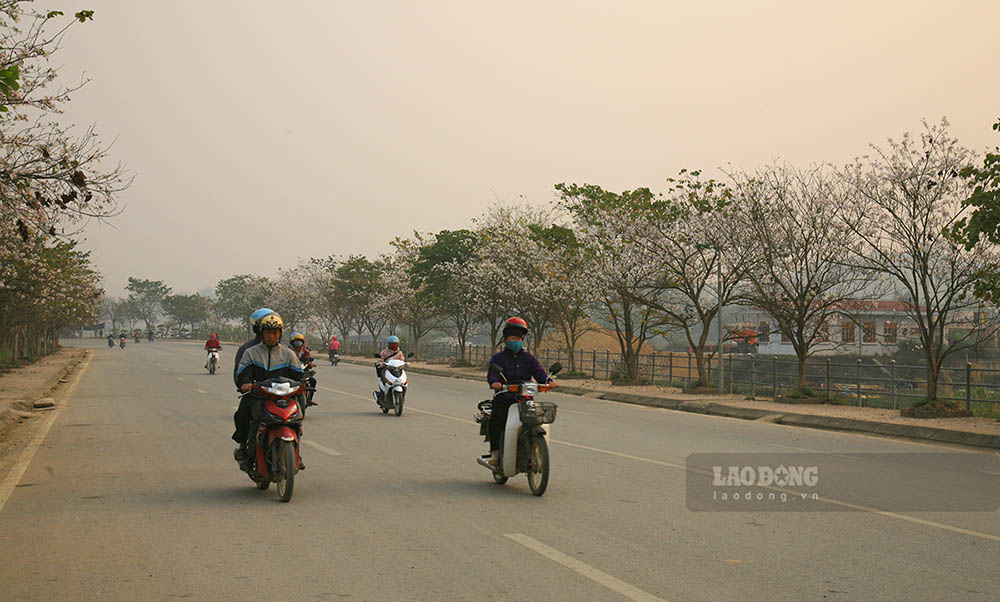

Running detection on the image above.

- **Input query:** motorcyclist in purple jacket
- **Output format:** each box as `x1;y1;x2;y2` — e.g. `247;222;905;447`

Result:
485;317;555;466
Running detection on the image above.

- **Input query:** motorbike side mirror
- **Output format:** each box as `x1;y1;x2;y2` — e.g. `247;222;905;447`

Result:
548;362;563;375
373;353;381;358
489;362;507;383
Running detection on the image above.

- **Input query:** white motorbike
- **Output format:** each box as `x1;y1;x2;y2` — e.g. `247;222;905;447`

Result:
373;356;408;416
475;362;561;496
206;349;220;375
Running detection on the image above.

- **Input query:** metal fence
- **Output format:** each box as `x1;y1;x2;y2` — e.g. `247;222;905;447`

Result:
722;355;1000;412
404;342;1000;413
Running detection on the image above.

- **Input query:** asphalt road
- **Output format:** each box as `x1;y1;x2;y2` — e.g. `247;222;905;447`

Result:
1;340;998;601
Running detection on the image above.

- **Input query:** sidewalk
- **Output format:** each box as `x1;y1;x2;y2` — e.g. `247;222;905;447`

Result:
343;355;1000;450
0;347;88;434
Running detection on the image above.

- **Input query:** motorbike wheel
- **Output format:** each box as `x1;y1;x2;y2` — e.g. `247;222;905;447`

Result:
209;357;216;375
526;436;549;496
275;440;296;502
393;391;403;416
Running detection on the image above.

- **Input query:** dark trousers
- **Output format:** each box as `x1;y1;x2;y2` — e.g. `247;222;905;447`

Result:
488;393;518;453
232;395;261;443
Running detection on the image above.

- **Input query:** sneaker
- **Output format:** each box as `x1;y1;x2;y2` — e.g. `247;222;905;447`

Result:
298;459;305;471
307;400;318;407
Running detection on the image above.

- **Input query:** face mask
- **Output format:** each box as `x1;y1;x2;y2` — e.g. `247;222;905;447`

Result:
506;340;523;353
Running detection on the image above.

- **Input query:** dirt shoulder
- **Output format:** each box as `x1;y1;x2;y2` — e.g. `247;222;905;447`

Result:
0;347;88;434
344;354;1000;440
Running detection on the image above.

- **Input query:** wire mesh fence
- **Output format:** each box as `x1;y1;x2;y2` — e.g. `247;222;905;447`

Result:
395;341;1000;415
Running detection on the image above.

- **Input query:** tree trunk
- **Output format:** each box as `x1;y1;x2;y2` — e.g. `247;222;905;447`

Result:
410;324;420;359
926;357;940;401
797;353;808;391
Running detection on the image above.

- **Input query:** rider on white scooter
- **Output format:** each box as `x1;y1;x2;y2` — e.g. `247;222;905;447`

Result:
485;317;556;467
204;332;222;370
375;335;405;404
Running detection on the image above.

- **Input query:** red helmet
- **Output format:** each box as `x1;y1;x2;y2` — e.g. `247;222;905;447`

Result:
502;317;528;338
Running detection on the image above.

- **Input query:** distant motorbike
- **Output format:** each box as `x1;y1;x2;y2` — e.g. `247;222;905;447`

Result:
238;378;305;502
107;336;114;348
206;349;220;375
328;349;340;366
119;336;126;349
373;354;411;416
300;364;317;415
475;362;561;496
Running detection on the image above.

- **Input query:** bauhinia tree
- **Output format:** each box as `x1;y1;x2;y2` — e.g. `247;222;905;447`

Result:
125;277;171;334
410;229;479;361
730;163;876;392
214;274;274;336
468;203;549;350
557;183;671;383
949;118;1000;302
390;233;441;358
333;254;384;352
300;256;341;345
0;4;130;237
841;119;1000;402
628;170;751;387
267;261;315;333
162;293;212;337
0;207;101;357
100;295;124;333
527;223;595;372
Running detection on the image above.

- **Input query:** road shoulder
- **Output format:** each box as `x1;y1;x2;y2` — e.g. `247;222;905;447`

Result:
0;348;90;475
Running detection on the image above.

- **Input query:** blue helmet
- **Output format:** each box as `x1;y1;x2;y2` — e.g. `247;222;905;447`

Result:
250;307;275;334
387;335;400;344
251;307;274;321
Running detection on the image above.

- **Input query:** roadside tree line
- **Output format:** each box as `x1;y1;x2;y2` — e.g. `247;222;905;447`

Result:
0;4;127;363
111;119;1000;404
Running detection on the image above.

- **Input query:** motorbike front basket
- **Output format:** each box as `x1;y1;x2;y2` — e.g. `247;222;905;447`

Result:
518;401;557;425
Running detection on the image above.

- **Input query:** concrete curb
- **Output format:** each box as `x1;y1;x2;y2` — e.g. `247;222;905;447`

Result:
0;349;87;434
339;357;1000;450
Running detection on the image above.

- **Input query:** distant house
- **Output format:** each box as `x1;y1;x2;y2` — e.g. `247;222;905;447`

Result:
735;300;920;356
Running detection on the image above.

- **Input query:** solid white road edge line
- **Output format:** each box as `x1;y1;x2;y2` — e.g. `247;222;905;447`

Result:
0;351;93;515
504;533;667;602
302;439;341;456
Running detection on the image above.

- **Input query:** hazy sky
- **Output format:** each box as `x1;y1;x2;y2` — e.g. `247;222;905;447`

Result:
43;0;1000;296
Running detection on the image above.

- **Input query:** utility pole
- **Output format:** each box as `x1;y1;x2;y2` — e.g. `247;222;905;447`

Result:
717;251;723;395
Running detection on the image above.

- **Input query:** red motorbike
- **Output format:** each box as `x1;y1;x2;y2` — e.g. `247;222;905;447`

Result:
240;377;304;502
